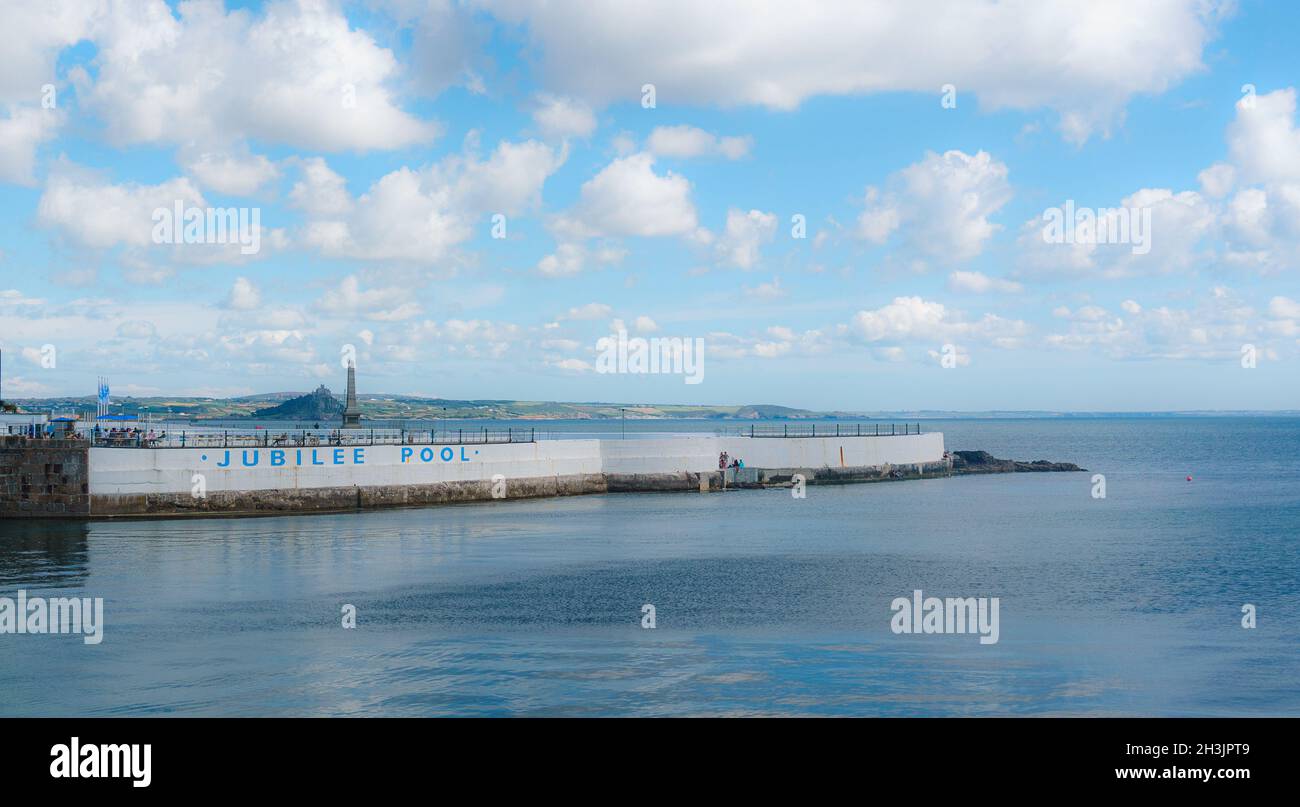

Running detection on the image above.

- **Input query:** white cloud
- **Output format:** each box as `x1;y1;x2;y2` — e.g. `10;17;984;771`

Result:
75;0;437;152
532;94;597;139
553;153;696;239
647;125;751;159
947;270;1022;294
559;302;612;321
0;1;95;103
1268;296;1300;319
536;241;626;277
393;318;524;360
537;243;586;277
185;150;279;197
548;357;593;372
1045;290;1260;359
715;208;777;268
1198;162;1236;198
288;157;353;217
480;0;1225;143
225;277;261;310
1018;188;1215;278
316;275;422;321
38;173;205;249
220;329;316;365
300;140;564;263
0;107;62;186
0;289;46;311
116;319;157;339
1228;88;1300;185
844;295;1028;349
743;277;786;299
858;150;1011;262
0;376;52;396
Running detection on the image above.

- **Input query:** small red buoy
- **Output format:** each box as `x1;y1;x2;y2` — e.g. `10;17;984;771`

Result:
1186;475;1193;481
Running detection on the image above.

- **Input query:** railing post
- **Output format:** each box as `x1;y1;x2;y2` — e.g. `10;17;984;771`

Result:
892;423;896;435
224;430;228;447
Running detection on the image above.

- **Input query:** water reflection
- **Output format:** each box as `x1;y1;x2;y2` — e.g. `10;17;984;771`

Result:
0;520;91;588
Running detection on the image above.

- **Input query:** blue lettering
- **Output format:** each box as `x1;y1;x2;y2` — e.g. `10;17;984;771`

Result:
460;446;470;462
311;449;324;466
217;450;230;468
440;447;454;462
296;449;302;465
333;448;345;464
420;448;434;462
354;448;365;464
401;447;412;463
271;449;285;466
242;450;259;467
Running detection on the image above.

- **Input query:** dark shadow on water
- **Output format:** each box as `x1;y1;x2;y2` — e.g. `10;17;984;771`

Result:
0;521;91;589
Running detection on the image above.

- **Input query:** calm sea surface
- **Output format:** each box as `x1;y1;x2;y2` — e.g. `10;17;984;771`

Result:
2;417;1297;716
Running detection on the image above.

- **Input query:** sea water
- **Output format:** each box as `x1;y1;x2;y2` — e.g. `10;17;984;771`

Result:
1;417;1296;716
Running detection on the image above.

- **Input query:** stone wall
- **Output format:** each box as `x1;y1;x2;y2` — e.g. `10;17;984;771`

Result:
0;436;91;517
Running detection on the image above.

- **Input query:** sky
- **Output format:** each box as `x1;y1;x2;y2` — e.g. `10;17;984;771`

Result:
1;0;1299;411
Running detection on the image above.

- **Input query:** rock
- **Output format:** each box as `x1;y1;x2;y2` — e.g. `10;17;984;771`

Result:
950;450;1084;474
252;385;345;420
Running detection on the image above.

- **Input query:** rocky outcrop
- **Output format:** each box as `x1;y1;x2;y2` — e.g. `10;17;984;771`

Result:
251;385;344;421
950;450;1084;474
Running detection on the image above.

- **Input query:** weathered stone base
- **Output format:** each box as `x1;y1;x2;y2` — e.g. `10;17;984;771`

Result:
605;471;723;492
79;462;954;519
0;437;91;517
728;459;954;487
89;473;609;518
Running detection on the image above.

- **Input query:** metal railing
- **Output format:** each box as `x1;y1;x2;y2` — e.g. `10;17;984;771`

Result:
91;427;536;449
741;423;923;438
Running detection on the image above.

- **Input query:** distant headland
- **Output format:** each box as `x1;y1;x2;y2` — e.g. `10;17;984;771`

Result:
5;391;1299;423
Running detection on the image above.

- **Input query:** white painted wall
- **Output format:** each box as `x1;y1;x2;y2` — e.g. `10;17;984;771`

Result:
89;433;944;495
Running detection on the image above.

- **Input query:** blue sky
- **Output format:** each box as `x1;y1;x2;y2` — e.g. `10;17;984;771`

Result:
2;0;1300;410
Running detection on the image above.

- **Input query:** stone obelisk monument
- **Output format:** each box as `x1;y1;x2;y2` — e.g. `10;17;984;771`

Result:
342;360;361;427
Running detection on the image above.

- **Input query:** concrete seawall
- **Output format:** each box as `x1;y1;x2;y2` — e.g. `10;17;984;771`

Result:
2;432;946;518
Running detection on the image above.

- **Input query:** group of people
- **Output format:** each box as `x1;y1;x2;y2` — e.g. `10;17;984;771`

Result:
97;426;165;446
718;451;744;470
